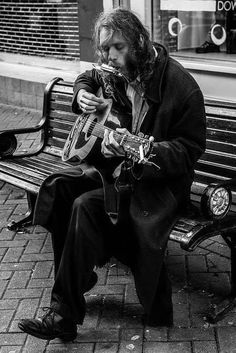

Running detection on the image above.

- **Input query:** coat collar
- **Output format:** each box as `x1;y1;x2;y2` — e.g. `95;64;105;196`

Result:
144;43;169;104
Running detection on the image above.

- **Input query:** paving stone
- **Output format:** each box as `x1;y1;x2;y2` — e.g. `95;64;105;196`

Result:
0;262;35;271
46;343;94;352
143;327;167;341
168;327;215;341
3;288;43;300
2;248;24;263
22;334;48;353
143;341;191;353
14;298;40;319
31;260;53;279
193;340;218;353
119;340;143;352
174;303;190;328
0;333;26;345
76;328;120;342
8;271;31;289
0;310;15;332
0;299;19;310
217;326;236;353
94;342;119;353
187;255;207;273
27;278;54;288
23;239;44;254
0;346;21;353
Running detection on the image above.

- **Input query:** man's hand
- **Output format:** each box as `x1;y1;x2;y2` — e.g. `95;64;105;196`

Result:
101;128;131;158
77;89;107;113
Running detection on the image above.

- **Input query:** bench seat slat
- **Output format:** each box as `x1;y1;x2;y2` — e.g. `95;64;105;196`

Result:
0;171;40;194
51;92;73;103
11;158;64;175
201;150;236;168
49;119;73;131
196;161;236;179
50;101;73;113
205;105;236;118
206;140;236;154
206;116;236;130
206;128;236;143
49;111;77;122
0;163;43;186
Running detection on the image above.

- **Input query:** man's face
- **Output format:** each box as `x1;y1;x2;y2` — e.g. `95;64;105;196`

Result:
99;28;138;80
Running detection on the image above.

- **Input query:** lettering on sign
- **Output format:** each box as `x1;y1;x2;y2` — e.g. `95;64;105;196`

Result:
217;0;236;11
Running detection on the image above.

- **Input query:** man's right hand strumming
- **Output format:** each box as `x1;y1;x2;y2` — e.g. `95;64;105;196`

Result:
77;89;107;113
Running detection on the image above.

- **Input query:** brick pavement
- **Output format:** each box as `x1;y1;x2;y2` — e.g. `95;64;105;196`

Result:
0;103;236;352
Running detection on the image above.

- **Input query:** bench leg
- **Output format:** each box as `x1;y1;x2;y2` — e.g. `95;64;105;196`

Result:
8;192;37;231
205;231;236;323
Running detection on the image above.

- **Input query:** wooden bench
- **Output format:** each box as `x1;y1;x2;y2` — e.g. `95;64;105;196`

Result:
0;77;236;323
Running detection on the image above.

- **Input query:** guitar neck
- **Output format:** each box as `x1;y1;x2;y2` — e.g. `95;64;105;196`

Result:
91;122;123;144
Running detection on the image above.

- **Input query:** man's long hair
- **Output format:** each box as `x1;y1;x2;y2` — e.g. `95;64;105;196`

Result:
93;8;155;85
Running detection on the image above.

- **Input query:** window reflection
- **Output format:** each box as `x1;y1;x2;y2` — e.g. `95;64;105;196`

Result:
152;0;236;56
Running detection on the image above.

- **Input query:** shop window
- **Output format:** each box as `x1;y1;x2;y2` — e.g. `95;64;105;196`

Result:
151;0;236;60
113;0;130;8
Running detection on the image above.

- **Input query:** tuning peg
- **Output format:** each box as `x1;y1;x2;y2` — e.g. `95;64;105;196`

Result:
149;136;154;142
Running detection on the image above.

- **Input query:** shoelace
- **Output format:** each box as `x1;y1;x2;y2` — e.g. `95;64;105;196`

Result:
40;307;56;324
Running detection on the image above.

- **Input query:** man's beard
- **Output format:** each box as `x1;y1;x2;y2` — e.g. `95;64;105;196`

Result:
102;52;139;82
120;53;139;82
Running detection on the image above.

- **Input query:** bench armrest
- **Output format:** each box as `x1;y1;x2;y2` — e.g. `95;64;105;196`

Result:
200;181;234;220
0;116;47;159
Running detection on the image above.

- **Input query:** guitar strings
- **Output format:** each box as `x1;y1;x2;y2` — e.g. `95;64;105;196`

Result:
84;115;145;144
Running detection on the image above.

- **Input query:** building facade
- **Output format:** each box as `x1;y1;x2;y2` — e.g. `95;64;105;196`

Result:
0;0;235;106
103;0;236;102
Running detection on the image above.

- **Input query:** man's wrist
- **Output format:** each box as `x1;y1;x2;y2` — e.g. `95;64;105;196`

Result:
77;89;86;106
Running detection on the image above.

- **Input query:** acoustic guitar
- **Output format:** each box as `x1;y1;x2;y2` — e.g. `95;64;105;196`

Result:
62;97;153;164
62;64;154;165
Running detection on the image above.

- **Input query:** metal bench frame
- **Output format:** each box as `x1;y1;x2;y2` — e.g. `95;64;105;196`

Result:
0;77;236;323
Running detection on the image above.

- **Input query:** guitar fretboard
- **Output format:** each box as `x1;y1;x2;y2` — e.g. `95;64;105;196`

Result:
88;119;126;144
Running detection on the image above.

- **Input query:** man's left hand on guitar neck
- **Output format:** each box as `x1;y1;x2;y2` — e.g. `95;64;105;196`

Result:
101;128;131;159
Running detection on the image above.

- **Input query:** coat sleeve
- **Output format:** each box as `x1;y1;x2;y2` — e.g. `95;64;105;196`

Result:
72;69;103;114
132;88;206;181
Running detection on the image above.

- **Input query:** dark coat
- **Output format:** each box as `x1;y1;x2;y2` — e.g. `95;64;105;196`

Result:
35;44;206;322
71;44;206;319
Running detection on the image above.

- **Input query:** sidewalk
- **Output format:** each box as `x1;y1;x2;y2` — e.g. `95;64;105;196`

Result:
0;103;236;353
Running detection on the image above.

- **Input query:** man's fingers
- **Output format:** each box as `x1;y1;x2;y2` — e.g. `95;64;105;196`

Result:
81;92;105;104
80;96;101;107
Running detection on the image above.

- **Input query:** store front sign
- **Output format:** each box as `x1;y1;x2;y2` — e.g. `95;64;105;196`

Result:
160;0;216;11
217;1;236;11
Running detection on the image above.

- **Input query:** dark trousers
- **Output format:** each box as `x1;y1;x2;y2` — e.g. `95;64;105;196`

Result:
36;169;173;325
49;184;118;323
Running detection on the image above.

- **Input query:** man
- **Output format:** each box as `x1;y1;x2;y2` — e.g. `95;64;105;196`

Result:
18;8;206;341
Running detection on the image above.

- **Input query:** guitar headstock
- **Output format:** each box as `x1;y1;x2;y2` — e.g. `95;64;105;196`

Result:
120;134;154;164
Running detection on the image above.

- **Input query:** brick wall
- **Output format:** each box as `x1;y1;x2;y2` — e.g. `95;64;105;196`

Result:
0;0;80;60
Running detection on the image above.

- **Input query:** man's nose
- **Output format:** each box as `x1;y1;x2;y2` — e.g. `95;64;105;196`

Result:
108;47;117;62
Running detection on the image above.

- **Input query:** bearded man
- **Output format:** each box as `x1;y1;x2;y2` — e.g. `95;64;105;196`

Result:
18;8;206;341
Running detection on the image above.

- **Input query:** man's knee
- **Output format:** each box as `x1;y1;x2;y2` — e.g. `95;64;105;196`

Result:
72;189;103;215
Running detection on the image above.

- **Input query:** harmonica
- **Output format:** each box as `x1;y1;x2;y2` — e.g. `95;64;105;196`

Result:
93;64;129;82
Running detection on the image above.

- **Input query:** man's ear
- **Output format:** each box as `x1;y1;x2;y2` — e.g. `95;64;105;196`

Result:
139;34;145;47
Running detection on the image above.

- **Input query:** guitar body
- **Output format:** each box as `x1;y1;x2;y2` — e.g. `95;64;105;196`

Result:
62;96;125;164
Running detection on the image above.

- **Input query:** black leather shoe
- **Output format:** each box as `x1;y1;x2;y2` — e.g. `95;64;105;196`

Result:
18;308;77;341
196;41;220;53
